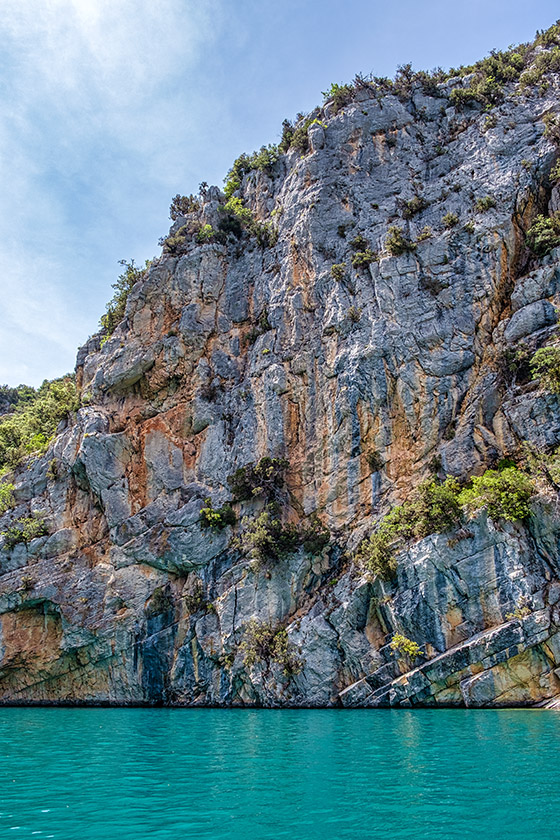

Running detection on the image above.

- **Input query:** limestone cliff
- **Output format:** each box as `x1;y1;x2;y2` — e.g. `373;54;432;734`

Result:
3;31;560;707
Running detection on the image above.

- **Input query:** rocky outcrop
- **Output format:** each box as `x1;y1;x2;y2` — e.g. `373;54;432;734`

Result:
3;48;560;706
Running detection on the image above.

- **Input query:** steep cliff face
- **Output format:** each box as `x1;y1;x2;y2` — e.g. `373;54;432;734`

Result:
3;40;560;706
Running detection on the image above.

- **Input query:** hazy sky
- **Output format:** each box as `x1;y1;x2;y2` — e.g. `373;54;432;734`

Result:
1;0;558;386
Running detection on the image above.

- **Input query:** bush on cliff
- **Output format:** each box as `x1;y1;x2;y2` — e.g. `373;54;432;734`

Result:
458;467;534;521
357;478;462;578
1;515;48;550
169;194;200;220
100;259;150;335
228;457;289;501
530;346;560;392
240;505;300;564
525;213;560;256
241;618;302;676
0;376;79;471
0;480;14;514
199;498;236;530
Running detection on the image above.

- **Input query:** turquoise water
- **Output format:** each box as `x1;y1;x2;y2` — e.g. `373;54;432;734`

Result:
0;708;558;839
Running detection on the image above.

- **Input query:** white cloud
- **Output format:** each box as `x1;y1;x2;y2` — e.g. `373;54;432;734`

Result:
0;0;223;385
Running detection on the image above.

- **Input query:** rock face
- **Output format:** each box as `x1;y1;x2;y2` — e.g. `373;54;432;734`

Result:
3;57;560;707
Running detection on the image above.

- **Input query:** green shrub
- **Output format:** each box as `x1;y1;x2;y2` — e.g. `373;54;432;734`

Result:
448;47;526;109
169;194;200;220
221;197;277;248
347;305;362;323
100;259;150;335
385;226;416;256
351;249;378;268
357;478;462;578
0;481;14;514
349;234;368;250
195;224;216;243
223;145;279;198
301;514;330;555
520;45;560;89
402;195;428;219
241;619;302;676
526;213;560;255
416;225;433;242
228;457;289;501
2;515;48;550
199;498;236;530
331;263;346;282
530;346;560;392
0;376;80;471
475;195;497;212
550;160;560;182
389;633;424;659
145;586;174;617
241;505;300;563
458;467;533;521
322;83;354;113
442;212;459;228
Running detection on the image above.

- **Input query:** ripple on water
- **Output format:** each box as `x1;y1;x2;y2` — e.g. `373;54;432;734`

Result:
0;708;559;839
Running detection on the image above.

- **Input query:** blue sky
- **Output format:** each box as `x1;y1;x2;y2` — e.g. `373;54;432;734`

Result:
1;0;558;386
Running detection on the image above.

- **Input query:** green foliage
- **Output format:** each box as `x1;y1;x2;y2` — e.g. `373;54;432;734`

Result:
199;498;236;530
322;83;355;113
390;633;424;659
195;224;216;243
331;263;346;282
523;441;560;491
0;376;79;471
169;194;200;220
506;598;531;621
520;45;560;89
402;195;428;219
351;249;378;268
0;384;36;415
221;197;277;248
347;305;362;323
458;467;534;521
448;47;527;109
526;213;560;256
241;619;302;676
100;259;150;335
416;225;433;242
223;145;279;198
550;160;560;182
0;480;14;514
349;234;368;250
463;221;475;235
442;212;459;229
145;586;174;617
385;226;416;256
475;195;497;212
2;515;48;551
228;457;289;501
357;478;462;578
301;514;330;555
530;346;560;392
241;505;300;563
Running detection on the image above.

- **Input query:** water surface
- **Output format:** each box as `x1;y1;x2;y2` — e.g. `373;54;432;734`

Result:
0;708;558;839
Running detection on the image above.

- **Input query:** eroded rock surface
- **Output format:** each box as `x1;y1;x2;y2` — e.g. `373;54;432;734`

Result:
3;65;560;706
